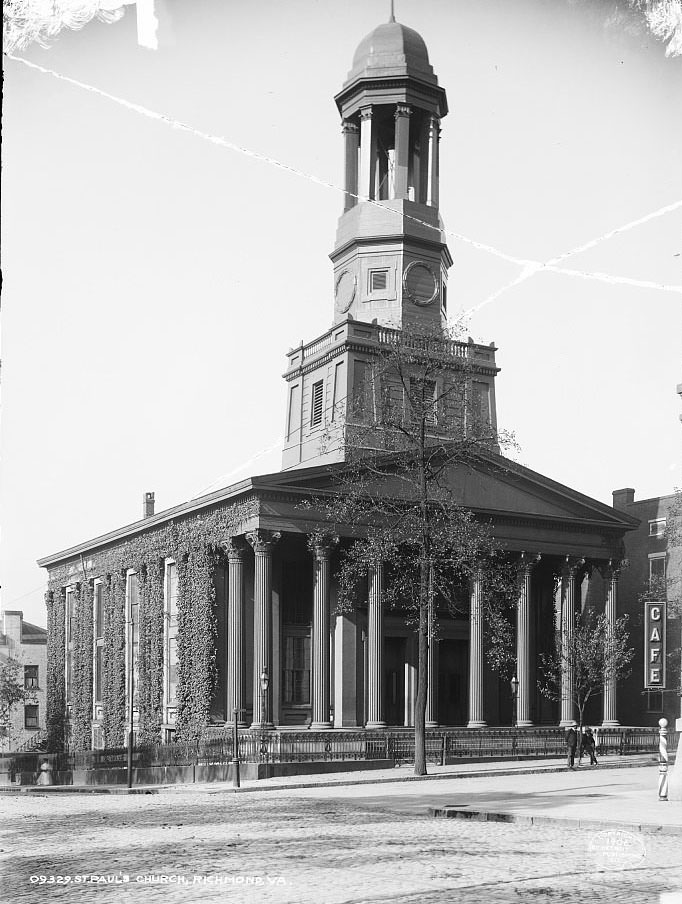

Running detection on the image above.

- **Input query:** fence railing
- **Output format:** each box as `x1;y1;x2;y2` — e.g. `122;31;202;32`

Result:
1;726;677;779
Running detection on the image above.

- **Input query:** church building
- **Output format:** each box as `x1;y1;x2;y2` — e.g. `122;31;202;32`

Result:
38;15;639;752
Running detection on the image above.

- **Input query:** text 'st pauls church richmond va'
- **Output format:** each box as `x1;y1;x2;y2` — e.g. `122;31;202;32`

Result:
39;14;641;752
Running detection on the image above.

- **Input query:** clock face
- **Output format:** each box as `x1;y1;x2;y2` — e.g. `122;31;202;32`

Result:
335;269;357;313
403;261;439;306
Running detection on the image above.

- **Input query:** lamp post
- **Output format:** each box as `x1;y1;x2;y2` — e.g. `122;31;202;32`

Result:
231;707;244;789
510;674;519;728
260;667;270;730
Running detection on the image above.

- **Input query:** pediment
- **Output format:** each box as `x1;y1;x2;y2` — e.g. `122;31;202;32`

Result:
256;453;636;530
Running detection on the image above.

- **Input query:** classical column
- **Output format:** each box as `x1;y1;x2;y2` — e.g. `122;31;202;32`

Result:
366;561;386;729
225;538;247;727
516;553;541;727
393;103;412;200
425;565;438;727
559;557;584;727
426;115;440;208
467;571;486;728
246;530;281;729
602;560;621;727
359;107;375;201
311;540;335;729
342;120;359;212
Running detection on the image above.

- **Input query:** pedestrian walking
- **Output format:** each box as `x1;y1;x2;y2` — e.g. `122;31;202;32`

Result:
565;725;578;769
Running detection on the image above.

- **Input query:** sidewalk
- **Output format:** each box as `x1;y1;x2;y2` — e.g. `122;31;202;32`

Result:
10;752;659;796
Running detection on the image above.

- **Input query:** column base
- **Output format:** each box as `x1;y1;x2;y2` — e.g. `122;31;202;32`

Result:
249;722;275;731
467;721;487;729
365;721;386;730
425;721;439;728
559;719;576;727
515;720;533;728
601;720;620;727
310;722;333;731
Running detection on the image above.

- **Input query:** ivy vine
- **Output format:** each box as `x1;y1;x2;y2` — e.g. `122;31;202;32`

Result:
44;499;254;751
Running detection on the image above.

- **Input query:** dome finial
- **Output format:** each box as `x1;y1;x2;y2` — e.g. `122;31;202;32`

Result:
388;0;395;23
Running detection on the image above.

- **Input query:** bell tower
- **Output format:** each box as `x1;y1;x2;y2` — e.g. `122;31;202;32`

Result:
331;16;451;329
281;15;498;472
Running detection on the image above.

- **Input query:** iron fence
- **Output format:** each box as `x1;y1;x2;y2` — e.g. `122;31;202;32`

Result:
1;726;677;780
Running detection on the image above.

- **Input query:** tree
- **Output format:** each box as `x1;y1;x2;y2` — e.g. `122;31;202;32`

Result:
0;656;33;751
538;611;634;729
311;323;518;776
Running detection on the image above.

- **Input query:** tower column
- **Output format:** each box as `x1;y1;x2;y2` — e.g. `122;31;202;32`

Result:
224;537;247;726
516;553;540;727
246;530;281;729
559;557;584;727
311;539;335;729
426;115;440;208
467;570;486;728
342;120;359;212
393;103;412;200
359;107;376;201
366;561;386;728
602;560;621;727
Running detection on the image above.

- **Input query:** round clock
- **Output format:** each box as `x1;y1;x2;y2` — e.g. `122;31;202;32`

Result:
335;269;357;313
403;261;439;306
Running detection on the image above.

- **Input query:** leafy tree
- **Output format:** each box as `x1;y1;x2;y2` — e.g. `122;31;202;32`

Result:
538;611;634;729
0;656;33;750
312;323;518;775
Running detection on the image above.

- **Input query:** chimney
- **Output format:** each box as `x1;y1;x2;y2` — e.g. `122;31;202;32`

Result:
143;491;155;518
612;488;635;510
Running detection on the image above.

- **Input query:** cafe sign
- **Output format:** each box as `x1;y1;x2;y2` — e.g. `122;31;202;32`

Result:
644;601;666;689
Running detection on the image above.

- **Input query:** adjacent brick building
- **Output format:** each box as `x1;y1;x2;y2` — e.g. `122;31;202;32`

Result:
0;611;47;752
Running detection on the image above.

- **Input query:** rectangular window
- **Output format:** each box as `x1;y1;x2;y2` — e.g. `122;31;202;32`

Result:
287;383;300;442
472;381;491;425
94;582;104;638
369;269;388;292
282;634;311;705
95;646;103;703
310;379;324;427
24;665;39;689
24;705;39;729
649;555;667;585
409;378;437;426
165;561;179;709
126;572;140;713
649;519;666;538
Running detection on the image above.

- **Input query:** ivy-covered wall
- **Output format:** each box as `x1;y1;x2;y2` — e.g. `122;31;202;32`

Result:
45;588;65;753
44;499;255;751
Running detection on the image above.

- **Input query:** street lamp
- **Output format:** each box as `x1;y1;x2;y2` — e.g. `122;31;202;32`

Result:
260;668;270;729
510;675;519;728
231;707;244;789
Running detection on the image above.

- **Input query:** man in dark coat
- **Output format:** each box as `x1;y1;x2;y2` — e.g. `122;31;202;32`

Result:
566;725;578;769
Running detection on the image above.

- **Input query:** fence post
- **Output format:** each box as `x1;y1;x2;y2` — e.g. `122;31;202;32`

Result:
440;735;445;767
658;718;668;802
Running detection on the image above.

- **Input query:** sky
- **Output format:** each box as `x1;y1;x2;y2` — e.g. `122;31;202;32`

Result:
2;0;681;629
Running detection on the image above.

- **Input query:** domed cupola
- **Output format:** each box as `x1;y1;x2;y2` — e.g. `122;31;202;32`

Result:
345;20;438;88
330;13;451;332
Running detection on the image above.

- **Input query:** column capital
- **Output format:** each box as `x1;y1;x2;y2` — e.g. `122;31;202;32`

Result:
395;103;412;119
561;555;585;578
222;536;248;562
312;536;339;560
359;106;373;121
600;558;626;581
342;119;359;134
428;114;441;132
246;530;281;555
517;551;541;575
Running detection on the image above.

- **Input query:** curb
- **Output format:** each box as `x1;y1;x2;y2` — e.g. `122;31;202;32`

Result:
10;756;658;796
429;806;682;836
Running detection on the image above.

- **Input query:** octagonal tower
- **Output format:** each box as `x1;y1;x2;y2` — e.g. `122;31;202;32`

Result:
331;16;451;329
